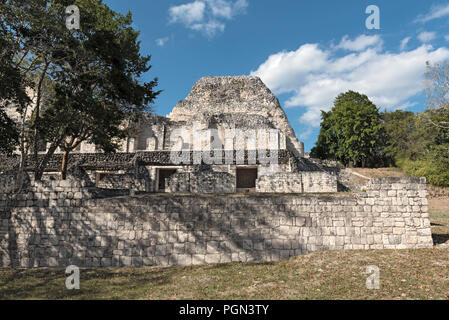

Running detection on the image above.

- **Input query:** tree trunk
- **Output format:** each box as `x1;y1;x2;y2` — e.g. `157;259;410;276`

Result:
33;62;49;181
34;143;59;181
15;105;28;193
61;150;69;180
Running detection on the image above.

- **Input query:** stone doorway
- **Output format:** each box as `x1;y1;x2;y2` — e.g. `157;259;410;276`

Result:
157;169;177;192
236;167;258;192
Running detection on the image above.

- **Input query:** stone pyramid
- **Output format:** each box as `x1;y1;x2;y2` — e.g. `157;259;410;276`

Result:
167;76;304;157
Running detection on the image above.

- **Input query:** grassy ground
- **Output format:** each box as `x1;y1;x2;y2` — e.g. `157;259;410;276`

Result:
0;248;448;300
351;167;406;178
430;198;449;247
0;168;448;300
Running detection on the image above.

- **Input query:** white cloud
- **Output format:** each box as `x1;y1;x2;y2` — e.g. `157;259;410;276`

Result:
251;35;449;126
206;0;248;19
298;127;314;140
168;0;248;38
169;1;206;25
335;34;383;52
415;4;449;23
400;37;411;51
191;20;225;38
155;37;170;47
445;35;449;42
417;31;436;43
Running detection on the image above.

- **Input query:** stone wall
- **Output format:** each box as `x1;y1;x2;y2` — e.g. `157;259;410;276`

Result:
0;172;19;194
256;172;337;193
167;171;235;194
94;172;148;192
302;171;338;193
0;177;432;268
0;150;292;173
256;173;303;193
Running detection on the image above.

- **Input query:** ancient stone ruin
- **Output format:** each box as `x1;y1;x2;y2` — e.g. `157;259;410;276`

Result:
0;76;434;268
2;76;336;194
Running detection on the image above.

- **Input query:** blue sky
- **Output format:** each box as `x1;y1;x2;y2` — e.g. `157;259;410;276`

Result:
104;0;449;152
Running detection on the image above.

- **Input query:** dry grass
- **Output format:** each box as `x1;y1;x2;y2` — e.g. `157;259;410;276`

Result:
351;167;406;178
429;198;449;246
0;248;448;300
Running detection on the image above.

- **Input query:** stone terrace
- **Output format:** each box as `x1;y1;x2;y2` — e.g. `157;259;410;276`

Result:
0;177;433;268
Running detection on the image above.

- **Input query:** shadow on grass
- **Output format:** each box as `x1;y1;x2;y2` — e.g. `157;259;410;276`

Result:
431;222;444;226
0;267;181;300
0;269;73;299
432;234;449;245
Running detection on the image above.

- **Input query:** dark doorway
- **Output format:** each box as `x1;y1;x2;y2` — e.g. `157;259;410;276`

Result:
236;168;258;190
158;169;177;192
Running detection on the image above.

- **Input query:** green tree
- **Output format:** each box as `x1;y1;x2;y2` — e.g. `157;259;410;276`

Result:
311;91;387;167
381;110;417;162
1;0;161;179
425;61;449;131
0;21;31;155
0;109;19;154
397;144;449;187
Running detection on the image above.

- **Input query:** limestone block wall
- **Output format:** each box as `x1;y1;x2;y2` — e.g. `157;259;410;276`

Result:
302;171;338;193
0;177;433;268
167;171;235;194
256;171;337;193
256;173;303;193
95;173;147;192
165;173;190;193
0;172;18;194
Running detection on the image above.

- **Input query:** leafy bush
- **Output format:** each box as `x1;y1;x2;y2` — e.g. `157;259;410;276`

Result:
397;145;449;187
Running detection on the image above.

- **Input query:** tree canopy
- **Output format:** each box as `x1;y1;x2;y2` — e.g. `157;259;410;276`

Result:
425;61;449;131
311;91;387;167
0;0;161;179
0;17;31;154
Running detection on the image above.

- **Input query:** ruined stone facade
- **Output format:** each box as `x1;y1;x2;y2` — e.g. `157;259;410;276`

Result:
3;76;336;194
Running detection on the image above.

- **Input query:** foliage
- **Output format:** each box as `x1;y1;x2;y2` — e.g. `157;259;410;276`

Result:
311;91;387;167
397;145;449;187
0;20;31;154
0;109;19;154
380;109;449;186
425;61;449;130
0;0;161;179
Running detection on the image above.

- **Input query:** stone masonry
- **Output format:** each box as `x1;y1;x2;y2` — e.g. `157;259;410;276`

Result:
256;172;338;194
0;177;433;268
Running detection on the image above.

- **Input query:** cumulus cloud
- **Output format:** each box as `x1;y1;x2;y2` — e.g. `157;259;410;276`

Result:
207;0;248;19
155;37;170;47
168;0;248;38
251;35;449;126
400;37;411;51
169;1;206;25
191;20;225;38
415;3;449;23
417;31;437;43
335;34;383;52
